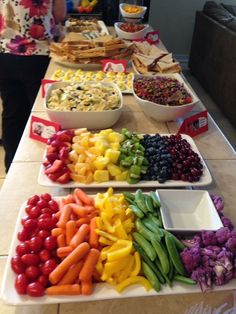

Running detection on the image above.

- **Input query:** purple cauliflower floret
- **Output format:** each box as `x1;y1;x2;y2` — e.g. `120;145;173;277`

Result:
213;250;234;286
221;217;234;230
180;247;201;273
201;230;217;246
211;194;224;212
200;246;221;260
191;266;213;293
217;249;234;271
215;227;231;244
181;235;202;248
225;236;236;252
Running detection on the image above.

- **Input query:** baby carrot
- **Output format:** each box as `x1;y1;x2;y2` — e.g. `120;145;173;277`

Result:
58;261;83;285
81;280;93;295
70;212;78;221
76;217;90;228
79;248;100;282
57;246;73;258
57;234;66;248
66;221;77;245
69;203;88;218
54;211;61;219
49;242;90;284
73;190;83;206
47;284;81;295
57;204;72;229
70;224;90;249
51;228;65;237
74;188;93;206
89;217;99;249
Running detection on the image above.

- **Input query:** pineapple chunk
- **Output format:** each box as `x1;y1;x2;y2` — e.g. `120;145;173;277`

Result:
99;129;113;136
94;170;109;182
85;172;94;184
93;156;110;170
105;149;120;163
70;173;87;183
110;142;120;150
88;147;101;156
95;140;109;154
67;163;75;172
115;171;128;181
108;132;124;143
68;150;78;162
74;128;88;136
107;163;122;177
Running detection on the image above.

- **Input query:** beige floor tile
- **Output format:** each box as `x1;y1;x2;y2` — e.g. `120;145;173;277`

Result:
0;162;69;255
59;290;233;314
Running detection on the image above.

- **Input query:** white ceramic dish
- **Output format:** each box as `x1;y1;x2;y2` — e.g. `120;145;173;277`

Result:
133;73;199;122
38;134;212;188
159;190;223;232
65;20;109;36
44;81;123;129
119;3;147;19
1;196;234;306
114;22;150;40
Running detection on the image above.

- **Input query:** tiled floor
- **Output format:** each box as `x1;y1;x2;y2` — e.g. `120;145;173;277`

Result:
0;70;236;191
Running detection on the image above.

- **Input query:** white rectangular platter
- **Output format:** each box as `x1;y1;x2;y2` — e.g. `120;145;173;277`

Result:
1;196;235;306
38;134;212;188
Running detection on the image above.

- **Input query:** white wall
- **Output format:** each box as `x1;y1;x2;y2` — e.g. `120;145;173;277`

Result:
149;0;236;55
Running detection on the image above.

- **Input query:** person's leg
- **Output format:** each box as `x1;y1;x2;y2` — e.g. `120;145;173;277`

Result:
0;79;30;171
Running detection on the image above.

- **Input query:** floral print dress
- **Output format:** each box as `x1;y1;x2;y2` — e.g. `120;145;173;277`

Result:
0;0;55;55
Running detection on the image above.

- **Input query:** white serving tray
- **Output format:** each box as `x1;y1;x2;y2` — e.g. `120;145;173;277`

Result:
38;134;212;188
1;196;235;306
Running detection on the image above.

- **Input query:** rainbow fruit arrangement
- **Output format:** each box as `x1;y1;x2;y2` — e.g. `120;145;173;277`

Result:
11;188;194;297
43;128;204;185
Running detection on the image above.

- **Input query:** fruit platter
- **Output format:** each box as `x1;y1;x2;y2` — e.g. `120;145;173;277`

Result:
38;128;212;187
2;188;236;305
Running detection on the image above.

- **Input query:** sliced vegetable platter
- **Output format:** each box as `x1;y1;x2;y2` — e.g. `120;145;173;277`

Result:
2;190;235;306
38;132;212;188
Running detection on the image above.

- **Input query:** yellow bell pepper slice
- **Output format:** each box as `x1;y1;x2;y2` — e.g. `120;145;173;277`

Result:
114;219;128;239
107;240;132;262
101;256;129;280
130;252;141;277
116;255;134;283
116;276;152;293
95;230;118;242
99;236;114;246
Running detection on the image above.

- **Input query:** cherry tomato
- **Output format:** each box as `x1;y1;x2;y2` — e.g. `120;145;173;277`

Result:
41;259;57;276
41;207;53;215
38;218;56;231
48;200;59;213
37;275;49;287
25;266;40;280
21;215;30;225
37;199;48;210
27;195;40;206
22;218;37;231
39;249;51;262
78;5;84;13
15;274;28;294
44;236;57;250
25;205;33;215
29;236;43;252
37;229;50;239
28;206;41;219
17;228;30;241
40;193;51;202
27;282;45;297
16;242;30;256
21;253;40;266
31;227;40;237
38;213;51;220
11;255;26;274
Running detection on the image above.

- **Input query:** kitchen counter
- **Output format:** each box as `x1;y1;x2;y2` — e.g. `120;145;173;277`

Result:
0;57;236;313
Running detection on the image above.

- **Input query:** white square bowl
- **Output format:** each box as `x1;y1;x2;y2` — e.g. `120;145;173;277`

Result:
158;190;223;232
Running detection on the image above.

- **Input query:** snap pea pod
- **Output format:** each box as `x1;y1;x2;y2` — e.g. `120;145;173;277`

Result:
129;204;144;219
174;275;196;285
165;234;187;276
142;261;161;292
133;242;165;284
123;191;135;201
151;238;170;275
149;191;161;209
154;259;172;287
142;218;164;238
168;258;175;281
144;195;154;213
133;232;156;261
163;230;185;251
147;213;163;228
135;189;148;214
135;219;161;242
